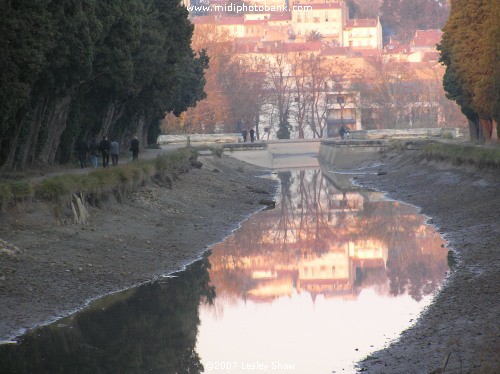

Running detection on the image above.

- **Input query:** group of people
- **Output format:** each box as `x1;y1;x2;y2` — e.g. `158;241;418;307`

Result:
241;128;256;143
75;135;140;169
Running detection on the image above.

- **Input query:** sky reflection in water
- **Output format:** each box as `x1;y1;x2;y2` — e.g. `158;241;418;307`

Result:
196;168;448;373
0;168;448;374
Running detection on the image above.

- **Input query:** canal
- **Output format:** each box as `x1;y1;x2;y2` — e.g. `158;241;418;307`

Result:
0;167;449;373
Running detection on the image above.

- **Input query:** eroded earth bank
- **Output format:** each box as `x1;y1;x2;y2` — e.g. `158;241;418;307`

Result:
351;147;499;373
0;147;498;374
0;155;276;343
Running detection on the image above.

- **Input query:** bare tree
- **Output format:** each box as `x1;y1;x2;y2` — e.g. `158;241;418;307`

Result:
303;55;357;138
359;56;415;129
220;57;269;137
289;53;312;138
263;51;294;139
181;25;235;133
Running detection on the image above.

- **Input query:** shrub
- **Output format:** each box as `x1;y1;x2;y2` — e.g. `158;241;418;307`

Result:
0;183;13;211
0;148;198;214
10;181;34;201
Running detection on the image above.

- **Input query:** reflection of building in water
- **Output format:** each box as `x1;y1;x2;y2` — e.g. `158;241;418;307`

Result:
213;239;388;302
209;170;448;304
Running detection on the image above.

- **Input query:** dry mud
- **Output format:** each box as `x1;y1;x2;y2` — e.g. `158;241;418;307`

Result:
351;147;499;373
1;146;498;374
0;155;276;343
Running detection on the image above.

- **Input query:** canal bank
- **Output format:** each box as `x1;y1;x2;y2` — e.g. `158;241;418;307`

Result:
319;142;499;373
1;158;451;373
0;155;277;343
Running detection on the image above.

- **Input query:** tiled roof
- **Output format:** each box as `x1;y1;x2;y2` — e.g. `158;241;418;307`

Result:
411;29;443;47
269;12;292;21
281;41;323;52
218;16;245;25
345;19;378;28
295;2;342;10
352;49;382;57
191;15;216;25
321;46;351;56
384;41;411;55
244;19;268;25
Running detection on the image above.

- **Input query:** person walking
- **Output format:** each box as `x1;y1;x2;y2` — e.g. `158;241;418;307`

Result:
100;136;110;168
110;139;120;166
89;138;99;168
249;128;255;142
130;136;140;161
75;137;88;169
339;125;346;139
242;129;248;142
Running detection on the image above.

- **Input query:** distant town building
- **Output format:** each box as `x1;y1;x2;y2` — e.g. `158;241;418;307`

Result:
189;2;461;138
343;18;383;49
291;2;348;45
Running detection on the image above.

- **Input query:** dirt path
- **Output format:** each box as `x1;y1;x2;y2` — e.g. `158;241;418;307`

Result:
0;154;276;342
350;147;500;373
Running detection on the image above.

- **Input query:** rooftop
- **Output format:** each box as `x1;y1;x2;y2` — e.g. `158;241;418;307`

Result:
345;19;378;28
411;29;443;47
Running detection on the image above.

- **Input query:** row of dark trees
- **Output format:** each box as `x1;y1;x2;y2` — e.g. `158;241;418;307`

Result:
0;0;208;170
438;0;499;141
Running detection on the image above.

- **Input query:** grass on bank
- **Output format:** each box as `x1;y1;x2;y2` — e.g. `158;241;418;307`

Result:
0;148;196;212
423;143;500;169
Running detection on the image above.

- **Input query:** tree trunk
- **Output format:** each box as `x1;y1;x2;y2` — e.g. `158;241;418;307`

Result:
254;114;260;140
100;101;124;138
468;118;481;141
492;120;498;141
2;113;25;171
37;96;72;164
20;97;50;168
139;116;148;146
480;118;492;142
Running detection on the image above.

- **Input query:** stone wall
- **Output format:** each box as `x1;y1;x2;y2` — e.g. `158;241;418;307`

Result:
349;128;462;140
318;140;390;168
158;133;240;144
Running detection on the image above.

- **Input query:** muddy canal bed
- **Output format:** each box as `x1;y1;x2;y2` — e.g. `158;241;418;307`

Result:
0;168;449;373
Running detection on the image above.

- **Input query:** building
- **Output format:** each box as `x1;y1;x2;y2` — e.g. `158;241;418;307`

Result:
343;18;383;49
291;2;348;45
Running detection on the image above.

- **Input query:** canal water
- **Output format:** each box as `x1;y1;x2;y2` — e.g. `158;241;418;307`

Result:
0;168;449;373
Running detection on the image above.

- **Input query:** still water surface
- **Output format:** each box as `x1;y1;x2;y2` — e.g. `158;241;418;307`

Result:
0;168;448;373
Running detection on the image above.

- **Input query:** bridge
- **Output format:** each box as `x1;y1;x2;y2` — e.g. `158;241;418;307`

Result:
158;127;462;169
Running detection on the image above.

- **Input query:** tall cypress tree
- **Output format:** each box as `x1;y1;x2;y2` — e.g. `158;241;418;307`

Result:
438;0;499;141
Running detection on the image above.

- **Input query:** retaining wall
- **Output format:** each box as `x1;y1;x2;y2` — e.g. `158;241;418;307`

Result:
318;140;390;168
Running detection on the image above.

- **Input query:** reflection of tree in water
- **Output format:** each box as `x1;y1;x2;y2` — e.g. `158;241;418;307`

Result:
216;170;342;257
274;169;343;255
0;258;215;374
275;171;294;250
208;169;447;303
356;201;448;301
